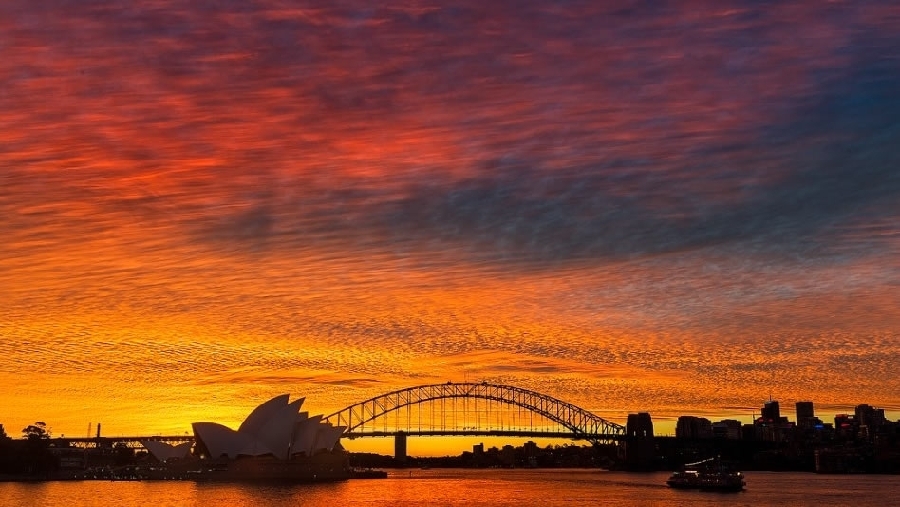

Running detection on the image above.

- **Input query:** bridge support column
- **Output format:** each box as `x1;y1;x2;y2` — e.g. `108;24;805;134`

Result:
394;431;407;464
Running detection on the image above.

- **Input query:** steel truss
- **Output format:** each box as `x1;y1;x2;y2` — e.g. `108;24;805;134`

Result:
325;382;625;443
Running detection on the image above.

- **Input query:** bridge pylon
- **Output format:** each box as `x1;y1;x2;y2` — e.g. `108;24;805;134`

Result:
395;431;408;463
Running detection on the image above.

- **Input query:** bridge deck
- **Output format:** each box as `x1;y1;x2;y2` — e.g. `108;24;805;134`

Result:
52;430;623;447
346;430;624;440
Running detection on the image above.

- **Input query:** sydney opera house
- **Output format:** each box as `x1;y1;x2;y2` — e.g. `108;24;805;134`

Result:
141;394;349;481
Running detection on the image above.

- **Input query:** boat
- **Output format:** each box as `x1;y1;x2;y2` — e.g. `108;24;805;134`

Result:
349;467;388;479
666;457;745;492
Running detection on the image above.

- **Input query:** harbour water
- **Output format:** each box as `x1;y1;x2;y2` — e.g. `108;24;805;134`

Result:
2;469;898;506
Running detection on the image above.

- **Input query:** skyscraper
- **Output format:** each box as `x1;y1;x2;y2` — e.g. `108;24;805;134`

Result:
676;416;712;439
796;401;814;420
761;400;781;422
796;401;818;429
855;404;885;432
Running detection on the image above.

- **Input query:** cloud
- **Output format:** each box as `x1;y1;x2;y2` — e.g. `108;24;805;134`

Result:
424;349;682;383
189;368;384;388
195;34;900;268
3;0;897;271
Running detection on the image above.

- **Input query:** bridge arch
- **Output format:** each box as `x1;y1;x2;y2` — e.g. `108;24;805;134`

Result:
325;382;625;443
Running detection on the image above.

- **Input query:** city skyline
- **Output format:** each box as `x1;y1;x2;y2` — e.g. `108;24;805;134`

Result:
3;391;895;459
2;0;899;456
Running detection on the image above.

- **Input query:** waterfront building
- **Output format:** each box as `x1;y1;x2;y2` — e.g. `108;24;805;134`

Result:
834;413;856;439
500;445;516;467
523;440;538;458
183;395;345;460
761;400;781;423
796;401;822;429
676;416;712;439
198;395;343;460
142;441;192;462
711;419;743;440
855;404;887;441
855;404;886;428
756;400;793;442
523;441;539;468
796;401;814;420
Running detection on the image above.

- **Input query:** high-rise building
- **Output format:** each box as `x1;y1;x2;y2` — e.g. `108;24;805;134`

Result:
834;413;855;438
711;420;743;440
761;400;781;423
854;404;886;428
796;401;814;420
756;400;793;441
855;404;874;423
796;401;819;428
523;441;538;457
676;416;712;439
501;445;516;467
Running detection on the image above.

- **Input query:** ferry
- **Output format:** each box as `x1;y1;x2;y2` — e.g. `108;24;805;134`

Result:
666;457;745;492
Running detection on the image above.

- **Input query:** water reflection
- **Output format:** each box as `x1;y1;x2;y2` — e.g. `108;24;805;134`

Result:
2;470;899;507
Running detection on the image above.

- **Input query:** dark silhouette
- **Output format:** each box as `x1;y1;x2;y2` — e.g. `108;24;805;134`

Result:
22;422;51;441
0;421;58;479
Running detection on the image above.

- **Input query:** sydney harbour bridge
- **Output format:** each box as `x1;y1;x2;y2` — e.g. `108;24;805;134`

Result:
56;383;650;461
325;382;626;447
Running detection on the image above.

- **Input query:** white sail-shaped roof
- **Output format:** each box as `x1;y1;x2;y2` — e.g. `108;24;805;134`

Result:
238;394;291;435
256;399;304;460
173;441;194;458
189;395;342;461
290;412;310;455
141;440;192;461
193;422;271;459
235;438;274;458
290;415;323;456
311;424;346;453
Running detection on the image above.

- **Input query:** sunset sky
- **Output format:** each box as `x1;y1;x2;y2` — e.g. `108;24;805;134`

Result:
2;0;899;455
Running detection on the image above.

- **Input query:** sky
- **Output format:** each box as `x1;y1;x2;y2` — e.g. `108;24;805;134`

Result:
1;0;899;454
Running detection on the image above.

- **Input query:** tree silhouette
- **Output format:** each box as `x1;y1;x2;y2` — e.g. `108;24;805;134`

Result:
22;421;51;441
19;421;56;477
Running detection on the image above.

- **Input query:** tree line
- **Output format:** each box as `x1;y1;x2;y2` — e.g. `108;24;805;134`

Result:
0;422;58;478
